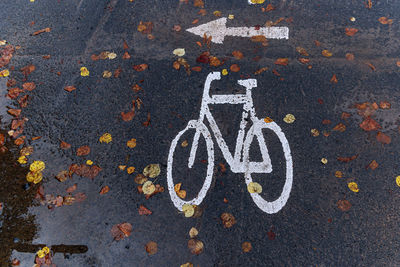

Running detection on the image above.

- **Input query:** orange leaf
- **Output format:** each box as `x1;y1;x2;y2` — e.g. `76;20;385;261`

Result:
32;27;51;36
7;109;21;117
232;50;244;60
99;185;110;195
60;141;71;149
132;64;148;71
76;145;90;156
111;222;132;241
345;28;358;36
337;155;358;163
22;82;36;91
274;58;289;66
376;132;391;144
138;205;152;215
121;110;135;121
367;160;379;170
330;74;338;83
230;64;240;72
360;117;381;131
64;85;76;92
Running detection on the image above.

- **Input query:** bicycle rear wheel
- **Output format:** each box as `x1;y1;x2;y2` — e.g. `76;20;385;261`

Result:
242;119;293;214
167;120;214;211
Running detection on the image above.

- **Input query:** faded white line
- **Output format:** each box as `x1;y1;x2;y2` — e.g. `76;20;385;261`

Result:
186;17;289;44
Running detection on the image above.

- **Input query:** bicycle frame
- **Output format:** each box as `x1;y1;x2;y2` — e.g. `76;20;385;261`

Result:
188;72;272;174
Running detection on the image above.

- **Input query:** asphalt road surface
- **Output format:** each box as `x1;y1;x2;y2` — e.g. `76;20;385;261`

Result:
1;0;400;266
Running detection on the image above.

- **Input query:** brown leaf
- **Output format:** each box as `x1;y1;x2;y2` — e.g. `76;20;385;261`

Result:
376;132;391;144
298;58;310;64
133;64;148;71
196;52;210;63
122;51;131;59
359;117;381;131
220;213;236;228
76;145;90;156
379;101;391;109
345;53;355;60
367;160;379;170
137;21;153;34
55;170;69;182
193;0;204;7
70;164;102;179
330;74;338;83
74;192;87;202
345;28;358;36
232;50;244;60
18;95;29;108
22;82;36;91
138;205;152;215
296;47;309;56
188;239;204;255
111;222;132;241
114;67;123;78
341;112;351;120
0;133;5;146
121;110;135;121
251;35;267;42
322;119;331;125
242;241;252;253
145;241;158;255
267;230;276;240
7;87;23;99
14;136;25;146
337;199;351;211
7;109;21;117
337;154;358;163
60;141;71;149
191;66;202;72
366;62;376;71
230;64;240;72
20;64;35;77
64;85;76;92
333;123;346;132
91;54;100;61
274;58;289;66
123;40;129;50
378;17;393;25
99;185;110;195
66;183;77;193
32;27;51;36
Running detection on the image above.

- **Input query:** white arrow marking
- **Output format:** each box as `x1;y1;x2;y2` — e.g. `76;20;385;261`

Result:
186;17;289;44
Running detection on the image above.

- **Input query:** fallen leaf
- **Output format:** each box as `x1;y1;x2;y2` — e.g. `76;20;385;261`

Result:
220;213;236;228
22;82;36;91
230;64;240;72
321;158;328;164
378;17;393;25
337;199;351;211
348;182;359;192
14;136;25;146
193;0;204;7
247;182;262;193
32;27;51;36
133;64;148;71
232;50;244;59
345;28;358;36
102;70;112;78
298;58;310;64
138;205;152;215
127;138;137;148
283;114;295;123
189;227;198;238
310;128;320;137
64;85;76;92
121;110;135;121
80;67;89;76
188;239;203;255
122;51;131;59
396;176;400;187
367;160;379;170
330;74;338;83
137;21;153;34
322;49;332;57
173;48;185;57
360;117;381;131
274;58;289;66
99;133;112;143
251;35;267;42
267;230;276;240
335;171;343;178
345;53;355;60
145;241;158;255
111;222;132;241
7;109;21;117
66;183;77;193
99;185;110;195
296;47;309;56
142;181;156;195
376;132;391;144
337;155;358;163
143;164;161;178
76;146;90;156
242;241;252;253
55;171;68;182
379;101;391;109
60;141;71;149
134;174;147;184
333;123;346;132
70;164;102;179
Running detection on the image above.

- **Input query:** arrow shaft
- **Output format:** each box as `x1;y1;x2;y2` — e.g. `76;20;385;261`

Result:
225;26;289;39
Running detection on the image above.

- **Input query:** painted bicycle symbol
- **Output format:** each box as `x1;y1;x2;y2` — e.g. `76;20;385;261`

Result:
167;72;293;214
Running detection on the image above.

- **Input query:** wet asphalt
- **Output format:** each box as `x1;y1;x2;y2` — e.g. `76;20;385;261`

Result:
1;0;400;266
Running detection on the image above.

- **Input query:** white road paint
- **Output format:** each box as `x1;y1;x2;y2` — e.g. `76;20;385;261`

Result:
186;17;289;44
167;72;293;214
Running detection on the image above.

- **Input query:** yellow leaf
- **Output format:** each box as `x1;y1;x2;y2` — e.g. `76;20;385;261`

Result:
27;171;43;184
126;138;137;148
396;176;400;187
0;40;6;45
86;160;93;165
127;166;135;174
174;183;182;192
213;10;222;17
37;249;45;258
181;140;188;147
247;182;262;193
143;164;161;178
177;190;187;199
321;158;328;164
30;160;45;172
335;171;343;178
99;133;112;143
182;204;195;217
18;155;27;164
348;182;359;192
251;0;265;3
311;128;320;137
322;49;333;57
283;114;296;123
80;67;89;76
228;14;234;19
221;69;228;75
42;246;50;254
0;69;9;77
142;181;155;195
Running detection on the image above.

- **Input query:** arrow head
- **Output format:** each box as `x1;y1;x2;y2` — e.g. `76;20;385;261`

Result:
186;18;227;44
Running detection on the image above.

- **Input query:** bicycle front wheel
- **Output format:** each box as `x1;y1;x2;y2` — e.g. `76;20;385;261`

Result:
167;120;214;211
243;119;293;214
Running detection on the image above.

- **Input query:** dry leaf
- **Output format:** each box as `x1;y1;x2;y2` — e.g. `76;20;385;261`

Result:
221;213;236;228
242;242;252;253
64;85;76;92
22;82;36;91
337;155;358;163
345;53;355;60
76;145;90;156
376;132;391;144
133;64;148;71
32;27;51;36
145;241;158;255
188;239;204;255
360;117;381;131
99;185;110;195
189;227;198;238
60;141;71;149
337;199;351;211
66;183;77;193
322;49;332;57
232;50;244;59
367;160;379;170
111;222;132;241
345;28;358;36
138;205;152;215
330;74;338;83
333;123;346;132
274;58;289;66
143;164;161;178
230;64;240;72
378;17;393;25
